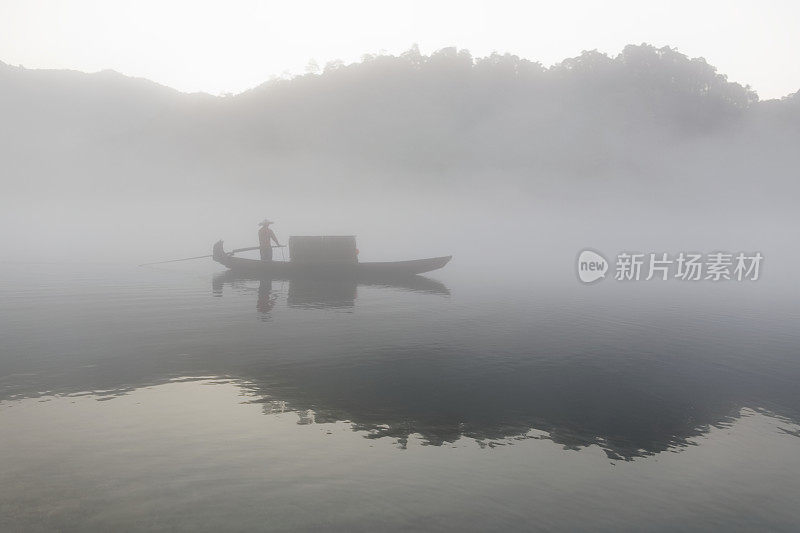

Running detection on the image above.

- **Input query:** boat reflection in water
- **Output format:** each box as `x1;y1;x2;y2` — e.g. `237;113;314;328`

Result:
212;270;450;317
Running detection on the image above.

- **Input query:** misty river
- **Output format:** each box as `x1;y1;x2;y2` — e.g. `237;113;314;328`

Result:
1;260;799;531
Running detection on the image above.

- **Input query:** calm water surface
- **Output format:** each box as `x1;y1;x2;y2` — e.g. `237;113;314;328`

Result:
1;262;799;531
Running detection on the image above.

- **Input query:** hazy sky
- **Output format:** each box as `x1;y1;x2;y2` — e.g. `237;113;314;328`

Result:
1;0;798;99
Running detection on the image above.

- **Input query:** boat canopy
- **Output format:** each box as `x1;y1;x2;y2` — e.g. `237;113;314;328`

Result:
289;236;358;264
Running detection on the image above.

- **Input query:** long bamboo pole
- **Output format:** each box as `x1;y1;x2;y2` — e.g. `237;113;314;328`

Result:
139;245;285;266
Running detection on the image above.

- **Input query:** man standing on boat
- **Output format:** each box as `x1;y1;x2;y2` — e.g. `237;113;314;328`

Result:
258;219;281;261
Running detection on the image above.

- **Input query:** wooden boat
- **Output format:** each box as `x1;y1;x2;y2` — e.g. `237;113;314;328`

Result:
212;239;451;279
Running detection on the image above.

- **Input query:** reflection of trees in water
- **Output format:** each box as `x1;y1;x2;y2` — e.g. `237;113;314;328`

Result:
6;273;799;461
229;341;800;459
8;343;799;460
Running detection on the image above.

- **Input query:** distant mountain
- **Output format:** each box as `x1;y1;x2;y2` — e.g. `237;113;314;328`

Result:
1;44;798;198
